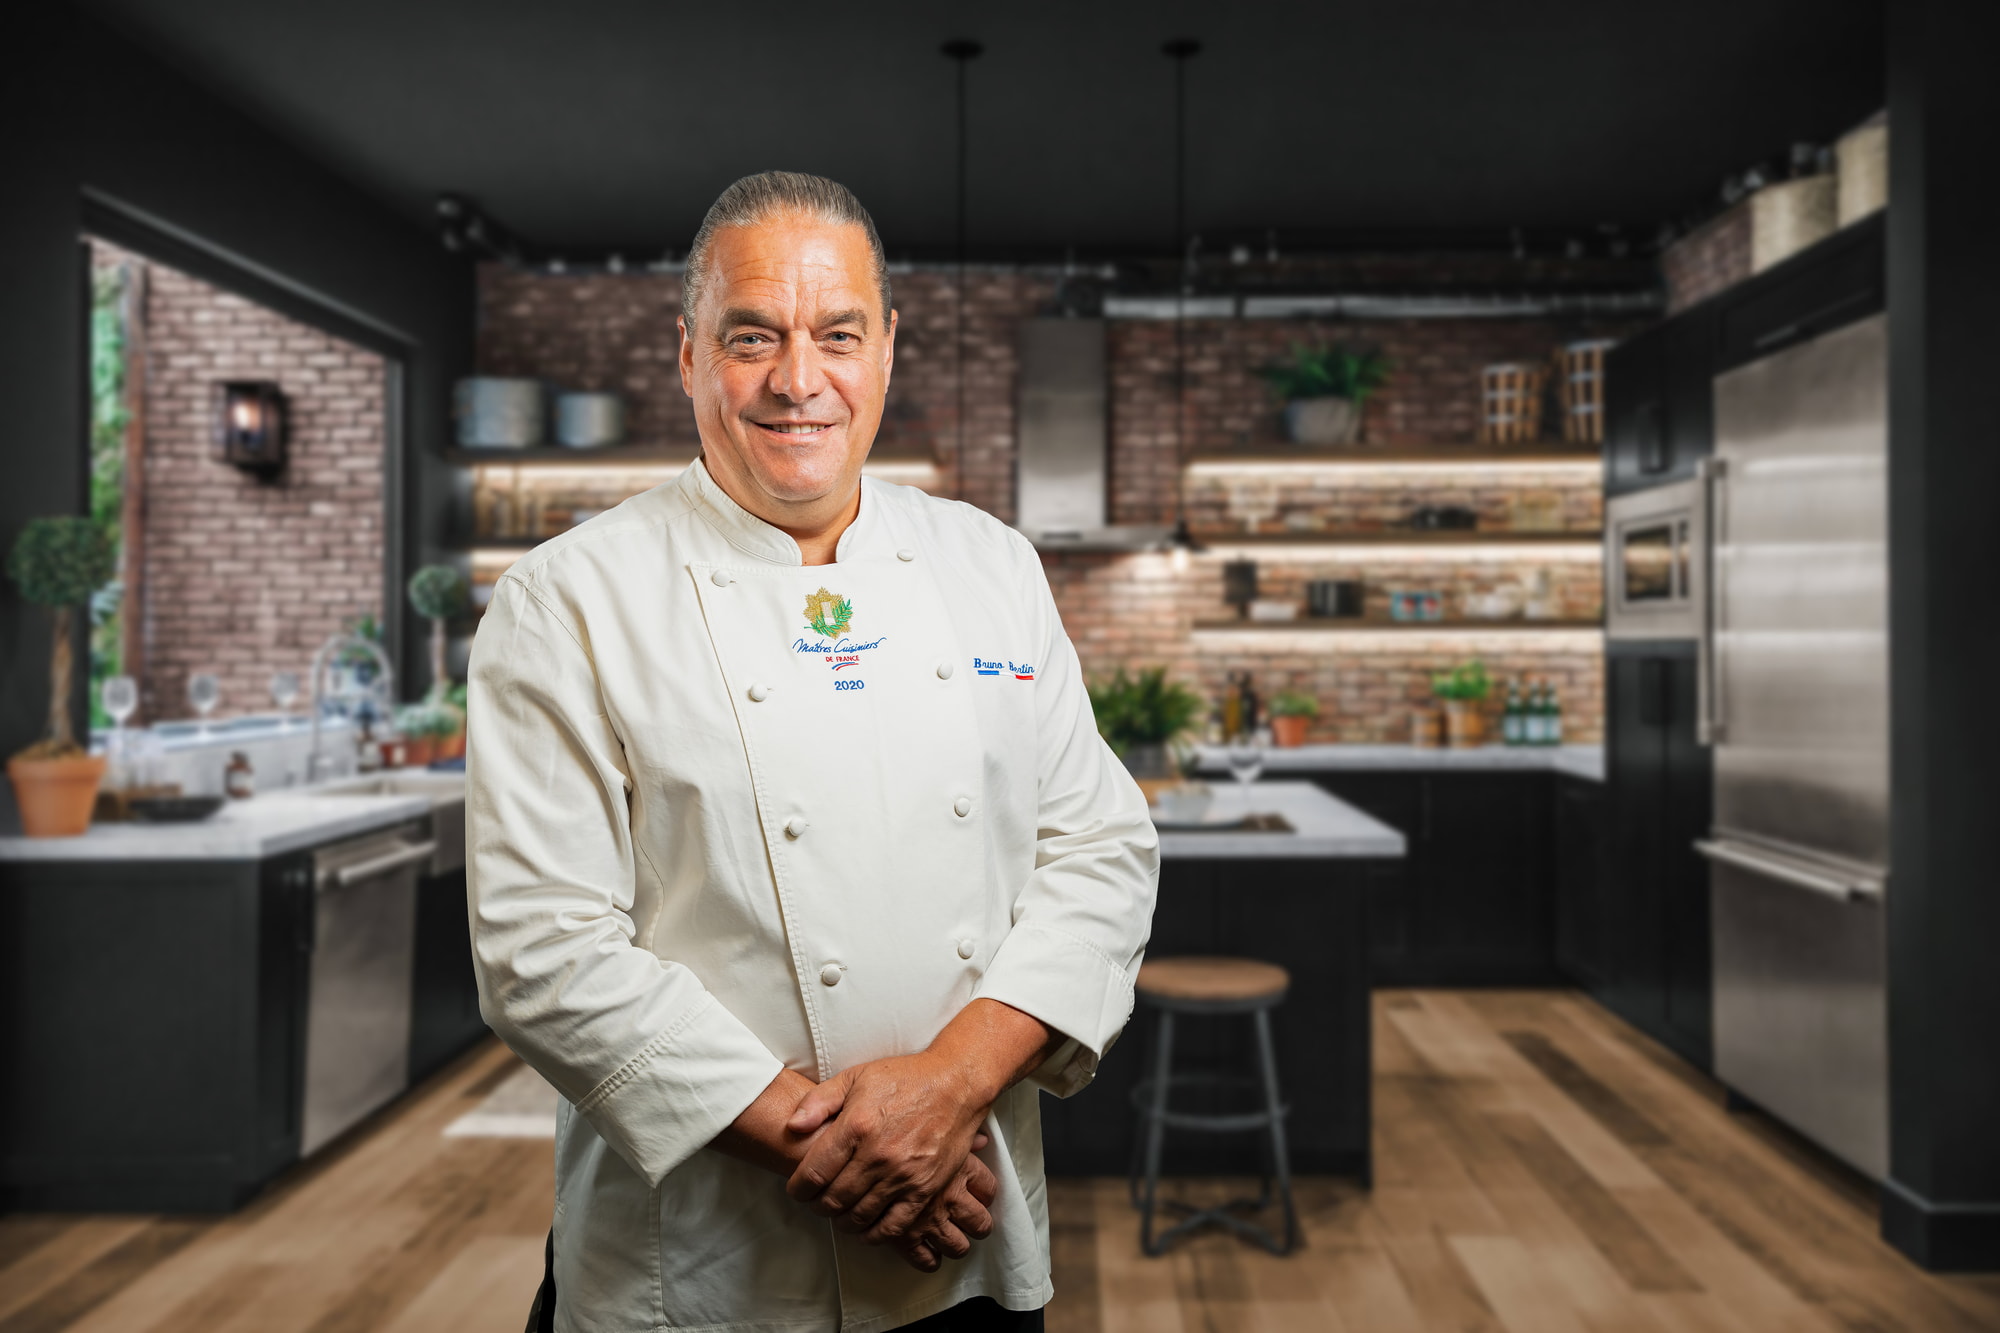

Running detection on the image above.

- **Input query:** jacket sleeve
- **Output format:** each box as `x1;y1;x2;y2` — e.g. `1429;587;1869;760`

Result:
972;537;1161;1096
466;574;785;1185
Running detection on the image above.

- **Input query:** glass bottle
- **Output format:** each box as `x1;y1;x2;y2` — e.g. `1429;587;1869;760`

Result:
1546;682;1564;747
1502;681;1524;747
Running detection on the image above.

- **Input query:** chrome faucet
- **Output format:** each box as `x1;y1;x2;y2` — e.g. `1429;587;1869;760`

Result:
307;630;395;784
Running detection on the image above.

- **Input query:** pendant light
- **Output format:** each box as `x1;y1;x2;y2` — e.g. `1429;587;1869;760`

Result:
942;39;983;503
1163;37;1203;564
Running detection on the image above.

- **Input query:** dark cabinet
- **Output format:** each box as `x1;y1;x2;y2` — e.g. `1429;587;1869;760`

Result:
1553;776;1610;988
0;854;314;1212
409;866;488;1083
1605;307;1717;496
1306;771;1556;985
1715;211;1885;372
1598;645;1713;1069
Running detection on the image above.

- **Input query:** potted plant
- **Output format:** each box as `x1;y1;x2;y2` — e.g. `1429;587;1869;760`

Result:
407;563;469;753
392;702;459;768
436;681;469;760
1430;659;1493;749
1269;692;1320;748
1087;667;1204;800
6;517;118;835
1258;343;1392;446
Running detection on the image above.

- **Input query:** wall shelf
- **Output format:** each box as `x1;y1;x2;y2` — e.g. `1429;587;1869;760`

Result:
1195;530;1602;547
445;445;940;469
1192;617;1604;634
1185;443;1603;472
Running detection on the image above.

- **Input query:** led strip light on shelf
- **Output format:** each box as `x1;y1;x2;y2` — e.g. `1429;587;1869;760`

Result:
1195;539;1603;563
1189;624;1604;650
1184;457;1602;479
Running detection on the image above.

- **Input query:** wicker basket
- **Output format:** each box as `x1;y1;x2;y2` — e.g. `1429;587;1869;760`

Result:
1751;177;1837;273
1837;114;1888;227
1480;363;1547;445
1558;339;1614;445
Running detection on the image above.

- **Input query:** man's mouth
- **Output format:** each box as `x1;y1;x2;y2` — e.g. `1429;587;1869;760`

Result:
758;421;834;437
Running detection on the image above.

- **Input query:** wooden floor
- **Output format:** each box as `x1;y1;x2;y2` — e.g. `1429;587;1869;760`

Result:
5;990;1999;1332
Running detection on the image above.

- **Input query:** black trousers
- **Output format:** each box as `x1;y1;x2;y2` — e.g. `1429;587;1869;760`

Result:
526;1230;1044;1332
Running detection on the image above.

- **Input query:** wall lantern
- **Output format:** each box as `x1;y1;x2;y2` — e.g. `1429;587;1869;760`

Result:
214;380;287;477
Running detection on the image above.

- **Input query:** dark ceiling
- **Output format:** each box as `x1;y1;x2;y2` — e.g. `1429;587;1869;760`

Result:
82;0;1883;259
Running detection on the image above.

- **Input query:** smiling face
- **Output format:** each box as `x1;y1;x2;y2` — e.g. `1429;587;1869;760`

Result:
679;214;896;537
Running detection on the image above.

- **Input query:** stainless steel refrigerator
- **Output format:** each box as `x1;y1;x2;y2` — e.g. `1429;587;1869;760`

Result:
1699;311;1890;1179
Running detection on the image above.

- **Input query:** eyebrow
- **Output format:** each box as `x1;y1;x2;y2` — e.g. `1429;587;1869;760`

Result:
715;306;871;336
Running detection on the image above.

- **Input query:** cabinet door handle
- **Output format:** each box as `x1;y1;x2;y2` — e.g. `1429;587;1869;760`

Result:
1695;457;1725;744
1637;402;1668;474
325;840;438;889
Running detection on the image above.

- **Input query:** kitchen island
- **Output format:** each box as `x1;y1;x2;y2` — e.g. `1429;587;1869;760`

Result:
1041;781;1405;1183
0;774;481;1212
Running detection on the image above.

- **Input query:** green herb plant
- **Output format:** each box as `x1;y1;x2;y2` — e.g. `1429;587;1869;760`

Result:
7;517;118;760
1270;691;1321;719
1257;343;1392;407
394;702;462;741
1430;659;1493;702
1087;667;1205;757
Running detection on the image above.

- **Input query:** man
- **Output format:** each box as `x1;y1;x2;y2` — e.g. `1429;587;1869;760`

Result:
467;171;1159;1333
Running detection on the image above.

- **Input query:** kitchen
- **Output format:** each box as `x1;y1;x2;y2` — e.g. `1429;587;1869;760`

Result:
3;2;1998;1330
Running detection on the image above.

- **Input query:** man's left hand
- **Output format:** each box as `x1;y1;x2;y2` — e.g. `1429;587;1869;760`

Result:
783;998;1057;1241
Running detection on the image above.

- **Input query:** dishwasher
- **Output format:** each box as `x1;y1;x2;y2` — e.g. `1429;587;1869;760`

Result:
300;821;436;1156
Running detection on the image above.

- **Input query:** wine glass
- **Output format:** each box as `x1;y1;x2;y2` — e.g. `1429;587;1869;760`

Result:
270;670;302;717
188;673;221;735
1225;726;1270;787
102;676;138;782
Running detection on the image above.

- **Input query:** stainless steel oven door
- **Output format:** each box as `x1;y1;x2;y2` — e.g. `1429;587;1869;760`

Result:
1607;478;1705;641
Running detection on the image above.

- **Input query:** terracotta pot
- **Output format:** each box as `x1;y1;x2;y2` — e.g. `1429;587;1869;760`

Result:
435;729;466;761
1444;700;1487;749
1271;715;1312;748
402;736;437;768
8;754;109;838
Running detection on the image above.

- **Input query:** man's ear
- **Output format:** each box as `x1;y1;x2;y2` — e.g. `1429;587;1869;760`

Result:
677;315;695;398
881;308;897;390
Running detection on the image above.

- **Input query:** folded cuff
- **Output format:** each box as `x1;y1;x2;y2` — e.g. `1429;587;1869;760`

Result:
572;992;786;1185
975;923;1138;1098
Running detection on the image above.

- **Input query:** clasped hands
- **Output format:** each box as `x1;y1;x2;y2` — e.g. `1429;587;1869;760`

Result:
715;998;1056;1272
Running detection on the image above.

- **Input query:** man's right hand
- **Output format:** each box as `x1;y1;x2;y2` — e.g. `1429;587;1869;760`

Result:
711;1068;996;1272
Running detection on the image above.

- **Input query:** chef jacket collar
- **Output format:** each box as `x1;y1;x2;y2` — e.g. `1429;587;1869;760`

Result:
684;455;895;566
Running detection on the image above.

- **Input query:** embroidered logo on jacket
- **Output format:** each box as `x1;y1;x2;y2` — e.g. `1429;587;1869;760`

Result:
803;588;854;639
974;657;1034;680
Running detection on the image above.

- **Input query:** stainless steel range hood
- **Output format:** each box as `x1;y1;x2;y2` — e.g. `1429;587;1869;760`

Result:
1015;318;1171;552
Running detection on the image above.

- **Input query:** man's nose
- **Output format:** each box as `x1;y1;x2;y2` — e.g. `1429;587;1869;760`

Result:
768;331;829;402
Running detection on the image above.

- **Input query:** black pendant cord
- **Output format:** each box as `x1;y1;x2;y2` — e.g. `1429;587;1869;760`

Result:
1164;38;1201;547
943;39;982;501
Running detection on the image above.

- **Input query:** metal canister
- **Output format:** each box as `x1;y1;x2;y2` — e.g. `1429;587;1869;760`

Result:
454;378;545;448
554;393;625;448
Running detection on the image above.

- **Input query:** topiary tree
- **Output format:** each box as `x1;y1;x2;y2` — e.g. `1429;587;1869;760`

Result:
407;563;468;705
7;517;117;758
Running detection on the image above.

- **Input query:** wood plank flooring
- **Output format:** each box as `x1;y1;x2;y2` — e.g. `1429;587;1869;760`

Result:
5;990;1999;1332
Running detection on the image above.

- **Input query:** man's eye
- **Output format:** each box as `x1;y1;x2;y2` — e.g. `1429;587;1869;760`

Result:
733;334;766;347
826;332;854;344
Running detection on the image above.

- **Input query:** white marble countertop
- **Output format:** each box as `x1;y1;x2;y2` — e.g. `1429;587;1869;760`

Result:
0;790;435;862
1196;743;1605;783
1155;781;1406;860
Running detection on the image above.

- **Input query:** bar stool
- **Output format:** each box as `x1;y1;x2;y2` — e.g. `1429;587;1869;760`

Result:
1128;956;1299;1255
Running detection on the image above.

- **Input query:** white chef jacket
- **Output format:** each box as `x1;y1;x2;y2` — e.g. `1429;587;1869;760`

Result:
466;458;1159;1333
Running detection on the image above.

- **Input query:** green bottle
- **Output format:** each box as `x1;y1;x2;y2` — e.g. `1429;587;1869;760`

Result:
1502;682;1524;746
1545;682;1563;747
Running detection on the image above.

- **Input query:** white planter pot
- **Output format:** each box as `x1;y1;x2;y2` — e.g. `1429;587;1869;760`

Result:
1284;396;1361;446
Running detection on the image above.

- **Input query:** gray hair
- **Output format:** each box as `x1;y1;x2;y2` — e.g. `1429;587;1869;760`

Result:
681;171;891;336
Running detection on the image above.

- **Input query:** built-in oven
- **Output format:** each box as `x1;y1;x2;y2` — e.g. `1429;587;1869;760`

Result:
1606;474;1707;641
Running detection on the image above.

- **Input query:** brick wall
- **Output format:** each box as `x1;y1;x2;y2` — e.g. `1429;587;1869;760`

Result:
1661;203;1753;314
95;242;386;723
474;259;1621;743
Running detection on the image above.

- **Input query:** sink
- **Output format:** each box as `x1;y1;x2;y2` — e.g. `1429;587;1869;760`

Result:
313;770;466;805
308;770;465;873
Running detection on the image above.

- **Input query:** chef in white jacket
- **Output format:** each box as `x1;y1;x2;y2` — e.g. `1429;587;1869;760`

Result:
467;171;1159;1333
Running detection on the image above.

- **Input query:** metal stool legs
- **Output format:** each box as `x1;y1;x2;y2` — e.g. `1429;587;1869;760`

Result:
1128;1003;1299;1255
